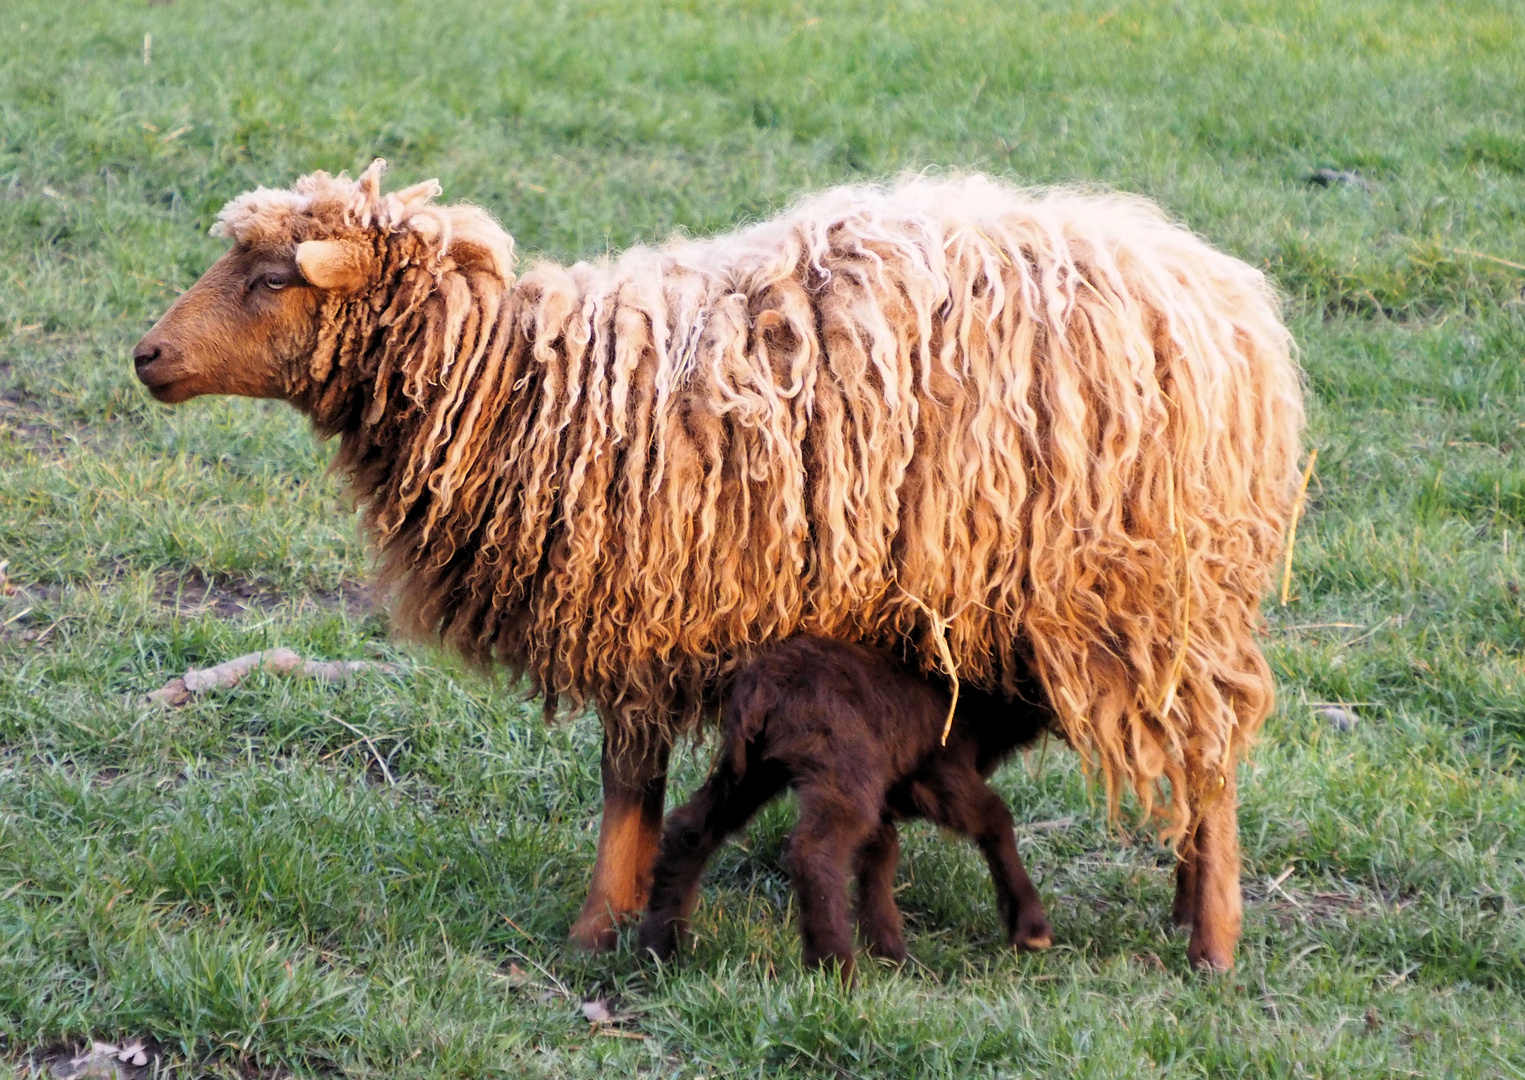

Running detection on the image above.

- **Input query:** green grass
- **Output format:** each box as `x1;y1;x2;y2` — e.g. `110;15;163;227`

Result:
3;0;1524;1076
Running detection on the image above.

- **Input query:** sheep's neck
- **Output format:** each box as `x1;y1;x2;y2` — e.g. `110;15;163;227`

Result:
318;273;526;571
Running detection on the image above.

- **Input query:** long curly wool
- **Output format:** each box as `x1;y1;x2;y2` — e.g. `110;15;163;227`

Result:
216;161;1304;841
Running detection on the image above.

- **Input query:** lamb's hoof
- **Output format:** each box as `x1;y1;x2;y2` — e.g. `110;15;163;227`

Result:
1012;929;1052;952
866;940;908;964
805;951;857;986
636;917;680;962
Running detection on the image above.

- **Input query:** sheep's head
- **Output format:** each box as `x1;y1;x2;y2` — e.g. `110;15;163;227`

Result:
133;160;513;410
133;237;337;403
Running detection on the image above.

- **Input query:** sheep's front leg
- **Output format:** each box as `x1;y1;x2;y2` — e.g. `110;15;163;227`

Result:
1177;769;1242;973
570;733;671;951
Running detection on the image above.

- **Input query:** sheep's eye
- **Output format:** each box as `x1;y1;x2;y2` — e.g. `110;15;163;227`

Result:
263;274;289;291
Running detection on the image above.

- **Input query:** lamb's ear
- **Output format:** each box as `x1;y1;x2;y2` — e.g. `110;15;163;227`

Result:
295;239;372;293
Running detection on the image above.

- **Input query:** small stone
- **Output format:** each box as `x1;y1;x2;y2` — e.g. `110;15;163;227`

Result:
1317;706;1358;732
1306;168;1375;192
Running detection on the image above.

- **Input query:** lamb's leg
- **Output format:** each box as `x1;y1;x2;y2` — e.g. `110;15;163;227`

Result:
1183;770;1242;973
570;733;671;951
638;758;787;961
854;819;907;962
789;786;878;980
936;774;1051;951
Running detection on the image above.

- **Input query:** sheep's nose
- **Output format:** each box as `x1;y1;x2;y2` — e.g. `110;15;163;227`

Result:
133;342;161;372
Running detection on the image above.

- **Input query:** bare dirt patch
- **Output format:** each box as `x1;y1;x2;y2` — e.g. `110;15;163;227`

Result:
0;353;98;459
154;570;378;619
0;568;381;649
1246;879;1373;930
0;386;85;459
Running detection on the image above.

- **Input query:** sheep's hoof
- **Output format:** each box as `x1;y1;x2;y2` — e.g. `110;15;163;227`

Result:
568;911;621;952
1186;922;1236;972
1188;949;1234;974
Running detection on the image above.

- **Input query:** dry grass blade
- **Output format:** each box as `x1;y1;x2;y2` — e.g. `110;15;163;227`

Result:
1281;448;1319;606
1446;246;1525;273
1155;459;1190;719
328;714;397;786
898;587;966;744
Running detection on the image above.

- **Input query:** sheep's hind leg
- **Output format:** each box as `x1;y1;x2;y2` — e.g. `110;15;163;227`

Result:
570;732;671;952
638;757;787;961
854;818;907;962
941;777;1052;951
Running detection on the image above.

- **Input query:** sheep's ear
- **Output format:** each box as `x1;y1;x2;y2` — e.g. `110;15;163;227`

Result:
295;239;371;293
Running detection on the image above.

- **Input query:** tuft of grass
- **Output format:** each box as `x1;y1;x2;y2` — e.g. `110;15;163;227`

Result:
3;0;1525;1076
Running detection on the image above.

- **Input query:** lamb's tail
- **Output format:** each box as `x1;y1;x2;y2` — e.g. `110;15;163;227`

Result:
720;672;784;777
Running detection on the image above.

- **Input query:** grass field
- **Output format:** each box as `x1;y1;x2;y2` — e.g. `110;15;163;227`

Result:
2;0;1524;1076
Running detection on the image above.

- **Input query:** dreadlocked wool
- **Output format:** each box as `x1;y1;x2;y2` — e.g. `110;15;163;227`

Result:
214;161;1304;841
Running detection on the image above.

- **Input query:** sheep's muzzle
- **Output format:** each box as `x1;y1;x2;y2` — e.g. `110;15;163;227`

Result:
132;335;194;402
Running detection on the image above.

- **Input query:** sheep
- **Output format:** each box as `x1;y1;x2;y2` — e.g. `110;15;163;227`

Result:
638;636;1053;979
133;159;1304;970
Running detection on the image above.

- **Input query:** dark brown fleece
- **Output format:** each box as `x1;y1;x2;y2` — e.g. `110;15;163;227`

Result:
639;636;1055;978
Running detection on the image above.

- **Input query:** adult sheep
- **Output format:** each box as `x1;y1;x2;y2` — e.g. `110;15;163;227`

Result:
133;160;1303;971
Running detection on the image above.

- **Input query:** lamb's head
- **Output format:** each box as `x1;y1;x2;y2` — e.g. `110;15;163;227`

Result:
133;159;513;410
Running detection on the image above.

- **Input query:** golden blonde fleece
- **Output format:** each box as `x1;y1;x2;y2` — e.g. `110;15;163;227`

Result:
215;160;1304;841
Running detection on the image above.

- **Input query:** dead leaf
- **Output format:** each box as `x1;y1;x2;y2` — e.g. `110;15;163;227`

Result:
48;1040;145;1079
492;962;532;989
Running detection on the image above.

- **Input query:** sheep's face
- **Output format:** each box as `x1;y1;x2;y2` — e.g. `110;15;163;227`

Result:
133;242;341;404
